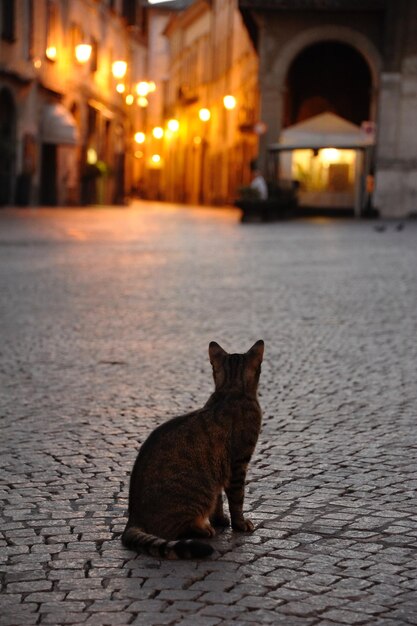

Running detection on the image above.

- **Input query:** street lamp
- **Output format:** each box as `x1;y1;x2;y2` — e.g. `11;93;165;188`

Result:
199;108;211;122
45;46;57;61
112;60;127;79
137;97;148;108
136;82;150;97
152;127;164;139
167;119;179;132
223;95;236;110
134;132;146;144
75;43;92;64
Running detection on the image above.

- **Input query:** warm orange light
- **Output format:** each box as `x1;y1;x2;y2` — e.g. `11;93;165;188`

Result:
167;119;179;132
151;154;161;164
134;132;146;144
112;60;127;79
137;97;148;108
199;108;211;122
152;127;164;139
125;94;134;105
148;81;156;92
223;95;236;110
46;46;57;61
33;58;42;69
116;83;125;94
75;43;92;63
320;148;340;163
135;151;144;159
193;136;202;145
87;148;97;164
136;81;149;97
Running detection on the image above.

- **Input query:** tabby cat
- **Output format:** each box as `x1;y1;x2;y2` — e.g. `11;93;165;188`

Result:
122;340;264;559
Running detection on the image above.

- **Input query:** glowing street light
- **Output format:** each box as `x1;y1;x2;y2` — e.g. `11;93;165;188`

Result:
199;108;211;122
87;148;97;164
152;127;164;139
46;46;57;61
137;97;148;108
125;94;134;105
223;95;236;110
112;60;127;79
167;119;179;132
116;83;125;94
75;43;92;64
136;81;150;97
134;132;146;144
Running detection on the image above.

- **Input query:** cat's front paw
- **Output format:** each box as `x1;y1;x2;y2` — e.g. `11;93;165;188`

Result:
232;518;255;532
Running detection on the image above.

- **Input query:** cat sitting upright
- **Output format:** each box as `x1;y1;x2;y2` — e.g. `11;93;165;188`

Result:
122;340;264;559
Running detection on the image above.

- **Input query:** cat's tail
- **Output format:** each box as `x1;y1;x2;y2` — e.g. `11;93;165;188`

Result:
121;525;214;560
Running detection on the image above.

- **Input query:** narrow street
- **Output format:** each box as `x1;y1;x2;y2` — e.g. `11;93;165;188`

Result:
1;202;417;625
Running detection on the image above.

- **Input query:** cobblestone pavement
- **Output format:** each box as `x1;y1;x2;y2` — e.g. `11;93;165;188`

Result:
1;202;417;626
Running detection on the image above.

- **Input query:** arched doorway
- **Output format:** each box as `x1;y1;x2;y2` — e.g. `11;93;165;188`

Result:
0;88;16;206
284;41;372;128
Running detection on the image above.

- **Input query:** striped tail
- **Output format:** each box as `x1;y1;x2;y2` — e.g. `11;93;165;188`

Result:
121;525;214;560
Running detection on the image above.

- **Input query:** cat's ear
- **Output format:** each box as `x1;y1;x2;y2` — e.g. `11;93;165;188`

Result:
209;341;227;367
247;340;264;365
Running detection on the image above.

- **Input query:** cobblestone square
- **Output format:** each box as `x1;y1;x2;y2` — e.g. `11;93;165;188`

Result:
1;203;416;625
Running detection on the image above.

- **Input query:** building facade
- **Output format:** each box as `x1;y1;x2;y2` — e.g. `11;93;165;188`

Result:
0;0;148;206
145;0;416;218
239;0;417;218
2;0;416;217
141;0;259;206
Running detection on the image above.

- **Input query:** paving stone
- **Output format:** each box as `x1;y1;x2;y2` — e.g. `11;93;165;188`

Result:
1;205;417;626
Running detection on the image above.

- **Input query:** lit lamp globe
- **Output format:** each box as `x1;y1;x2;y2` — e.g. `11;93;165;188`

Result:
152;127;164;139
223;95;236;110
150;154;163;168
167;119;179;132
136;81;150;97
199;108;211;122
75;43;92;64
45;46;57;61
112;60;127;80
134;132;146;144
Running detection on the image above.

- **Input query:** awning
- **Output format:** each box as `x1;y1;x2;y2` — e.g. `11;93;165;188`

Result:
41;104;78;145
269;112;374;152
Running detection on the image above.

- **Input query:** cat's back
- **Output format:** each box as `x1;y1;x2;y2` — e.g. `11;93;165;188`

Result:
131;404;229;478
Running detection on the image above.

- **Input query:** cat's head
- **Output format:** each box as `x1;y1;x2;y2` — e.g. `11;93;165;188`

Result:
208;340;264;395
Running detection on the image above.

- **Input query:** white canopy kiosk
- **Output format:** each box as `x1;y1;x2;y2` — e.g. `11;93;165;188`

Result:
268;113;375;217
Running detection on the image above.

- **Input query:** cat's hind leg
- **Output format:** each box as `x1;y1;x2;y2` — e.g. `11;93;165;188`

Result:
181;515;216;538
210;493;230;528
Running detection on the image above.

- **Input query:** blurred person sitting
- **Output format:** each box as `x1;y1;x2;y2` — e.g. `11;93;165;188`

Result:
249;159;268;200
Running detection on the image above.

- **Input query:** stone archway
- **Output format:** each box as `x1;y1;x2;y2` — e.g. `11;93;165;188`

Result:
284;41;373;128
259;25;382;156
0;88;17;206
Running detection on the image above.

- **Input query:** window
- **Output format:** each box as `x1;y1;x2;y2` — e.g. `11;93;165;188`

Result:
122;0;135;26
1;0;15;42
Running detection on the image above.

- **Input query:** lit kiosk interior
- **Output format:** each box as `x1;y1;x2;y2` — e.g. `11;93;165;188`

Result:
268;112;375;218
